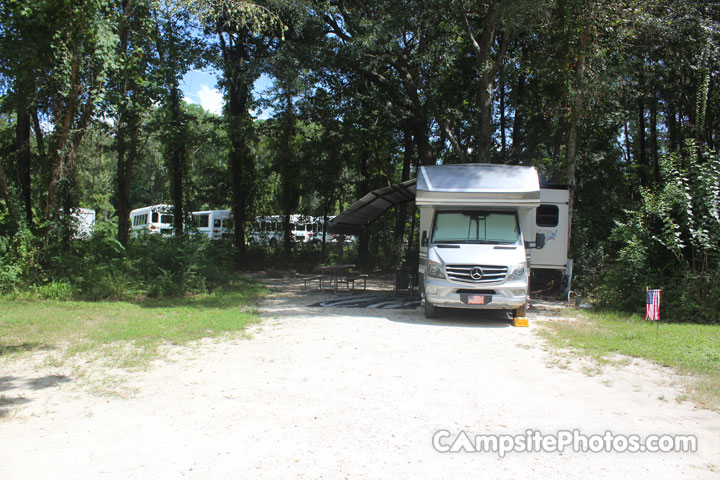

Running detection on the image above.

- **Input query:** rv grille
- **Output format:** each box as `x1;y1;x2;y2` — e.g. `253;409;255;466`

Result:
445;265;508;283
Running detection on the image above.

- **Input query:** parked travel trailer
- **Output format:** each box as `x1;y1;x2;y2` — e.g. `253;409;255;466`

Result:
249;215;340;245
70;208;96;238
190;210;233;240
416;164;569;319
129;204;174;236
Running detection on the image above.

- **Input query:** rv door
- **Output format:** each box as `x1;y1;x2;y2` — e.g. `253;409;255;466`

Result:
530;187;570;270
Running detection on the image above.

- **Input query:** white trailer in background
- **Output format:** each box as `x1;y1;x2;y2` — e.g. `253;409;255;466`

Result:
249;215;350;245
191;210;233;240
70;208;96;238
129;204;174;236
417;164;570;318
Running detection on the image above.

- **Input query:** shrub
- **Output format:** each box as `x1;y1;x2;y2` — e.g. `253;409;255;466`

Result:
597;143;720;323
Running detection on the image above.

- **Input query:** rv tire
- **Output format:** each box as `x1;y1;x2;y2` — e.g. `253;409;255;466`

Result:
513;302;527;318
424;300;437;319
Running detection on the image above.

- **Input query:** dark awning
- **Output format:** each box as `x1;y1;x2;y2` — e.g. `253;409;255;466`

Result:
327;179;417;235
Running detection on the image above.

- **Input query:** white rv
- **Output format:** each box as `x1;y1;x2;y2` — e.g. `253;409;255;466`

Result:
129;204;174;236
70;207;96;238
249;214;335;245
191;210;233;240
417;164;569;318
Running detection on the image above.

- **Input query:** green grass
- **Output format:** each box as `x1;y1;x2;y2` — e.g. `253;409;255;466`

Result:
0;276;268;367
541;310;720;409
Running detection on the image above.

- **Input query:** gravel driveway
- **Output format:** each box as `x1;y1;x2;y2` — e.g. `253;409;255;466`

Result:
1;277;719;479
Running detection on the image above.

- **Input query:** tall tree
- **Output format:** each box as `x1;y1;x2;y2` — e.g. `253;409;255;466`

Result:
109;0;158;246
33;1;117;232
154;0;203;236
192;0;284;262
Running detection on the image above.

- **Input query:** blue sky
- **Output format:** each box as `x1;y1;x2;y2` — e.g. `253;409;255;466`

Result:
181;69;273;118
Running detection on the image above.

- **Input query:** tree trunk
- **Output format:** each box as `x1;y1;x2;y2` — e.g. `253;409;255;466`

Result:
280;90;297;258
394;126;412;243
168;82;185;236
511;46;527;162
477;82;493;163
706;78;715;150
221;32;253;264
650;97;659;183
116;2;136;247
666;100;679;153
117;124;138;247
357;149;370;271
15;105;32;223
336;189;345;264
565;46;586;259
637;97;647;186
623;121;632;164
283;212;292;255
321;208;328;257
0;163;13;219
499;59;507;163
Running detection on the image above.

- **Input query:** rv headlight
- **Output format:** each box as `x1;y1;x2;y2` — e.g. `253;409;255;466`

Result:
509;263;527;280
426;260;445;279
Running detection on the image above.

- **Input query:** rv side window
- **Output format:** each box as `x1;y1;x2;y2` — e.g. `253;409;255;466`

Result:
536;205;559;227
198;215;209;228
133;214;148;226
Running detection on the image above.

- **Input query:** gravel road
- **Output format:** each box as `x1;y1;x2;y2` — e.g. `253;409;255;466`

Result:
1;277;719;479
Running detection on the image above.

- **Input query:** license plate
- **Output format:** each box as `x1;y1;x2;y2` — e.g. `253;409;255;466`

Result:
467;295;490;305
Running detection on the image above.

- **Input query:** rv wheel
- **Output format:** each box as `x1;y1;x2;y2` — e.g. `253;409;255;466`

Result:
513;302;527;318
424;300;437;319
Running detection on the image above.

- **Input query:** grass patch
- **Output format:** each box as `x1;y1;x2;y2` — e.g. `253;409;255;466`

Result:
540;310;720;409
0;276;267;367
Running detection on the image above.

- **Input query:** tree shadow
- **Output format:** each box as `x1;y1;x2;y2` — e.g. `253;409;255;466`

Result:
0;376;19;392
26;375;72;390
0;374;73;418
130;290;266;310
0;342;55;357
0;395;31;418
382;306;513;329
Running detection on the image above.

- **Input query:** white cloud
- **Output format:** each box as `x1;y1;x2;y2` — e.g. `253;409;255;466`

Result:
196;85;224;115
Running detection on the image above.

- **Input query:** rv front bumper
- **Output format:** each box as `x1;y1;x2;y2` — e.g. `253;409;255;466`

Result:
423;277;528;310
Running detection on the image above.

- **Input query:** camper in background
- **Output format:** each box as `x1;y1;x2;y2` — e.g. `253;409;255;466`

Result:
70;208;96;238
190;210;233;240
249;215;346;245
129;204;174;236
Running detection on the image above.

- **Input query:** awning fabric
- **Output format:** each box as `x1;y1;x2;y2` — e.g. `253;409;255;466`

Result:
327;179;417;235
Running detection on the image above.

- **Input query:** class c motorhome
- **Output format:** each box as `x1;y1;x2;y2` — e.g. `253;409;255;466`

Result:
191;210;233;240
129;204;174;236
417;164;569;318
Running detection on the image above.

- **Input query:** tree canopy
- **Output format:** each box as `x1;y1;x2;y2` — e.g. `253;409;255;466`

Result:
1;0;719;320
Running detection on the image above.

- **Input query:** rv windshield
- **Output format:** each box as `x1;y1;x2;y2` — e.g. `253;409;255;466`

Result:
432;211;520;244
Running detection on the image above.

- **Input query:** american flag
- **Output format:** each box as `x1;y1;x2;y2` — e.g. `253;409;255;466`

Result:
645;289;662;321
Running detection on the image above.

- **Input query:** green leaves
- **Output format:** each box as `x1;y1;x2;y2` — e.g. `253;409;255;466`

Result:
602;143;720;322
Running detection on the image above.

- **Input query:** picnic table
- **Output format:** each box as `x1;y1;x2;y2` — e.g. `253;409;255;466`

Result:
320;264;355;292
302;264;368;292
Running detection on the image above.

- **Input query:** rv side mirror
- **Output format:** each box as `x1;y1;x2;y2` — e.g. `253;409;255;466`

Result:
421;231;428;247
535;232;546;249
